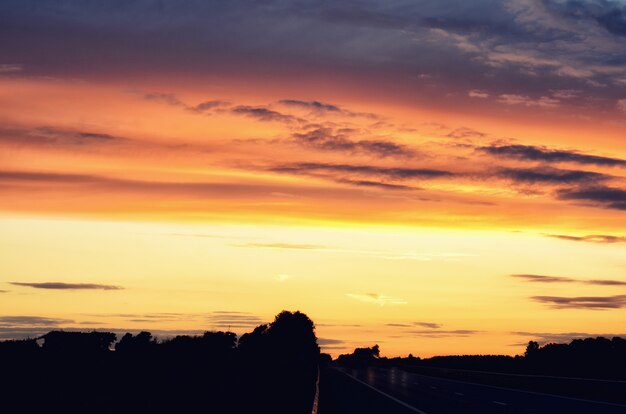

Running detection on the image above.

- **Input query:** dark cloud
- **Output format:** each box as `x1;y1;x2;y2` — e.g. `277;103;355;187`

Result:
187;100;230;113
408;329;479;337
279;99;342;113
386;322;441;328
278;99;378;119
546;0;626;37
0;126;123;147
317;338;345;346
445;127;487;139
512;274;576;283
496;166;611;184
144;92;185;107
479;145;626;167
144;93;231;114
334;178;413;190
531;295;626;309
271;162;454;180
546;234;626;244
3;0;626;112
270;162;454;191
557;186;626;210
0;170;100;183
0;169;369;201
207;311;264;329
353;139;412;157
587;279;626;286
0;316;74;326
512;274;626;286
414;321;442;329
11;282;123;290
290;128;412;157
231;105;300;123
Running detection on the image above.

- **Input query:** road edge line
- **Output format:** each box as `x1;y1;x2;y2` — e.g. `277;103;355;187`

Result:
335;368;429;414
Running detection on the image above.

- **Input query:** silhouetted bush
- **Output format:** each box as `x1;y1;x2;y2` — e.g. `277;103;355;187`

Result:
336;344;380;367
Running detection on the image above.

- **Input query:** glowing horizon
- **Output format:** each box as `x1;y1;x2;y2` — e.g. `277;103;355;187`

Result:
1;0;625;358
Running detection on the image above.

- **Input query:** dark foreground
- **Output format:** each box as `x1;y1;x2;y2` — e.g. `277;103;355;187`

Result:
0;311;319;414
319;366;626;414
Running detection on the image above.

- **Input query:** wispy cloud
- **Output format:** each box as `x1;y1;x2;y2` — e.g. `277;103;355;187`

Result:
0;63;22;73
479;144;626;167
545;234;626;244
272;162;454;180
386;321;442;329
531;295;626;309
414;321;442;329
468;90;489;99
497;94;560;108
207;311;264;329
231;105;302;123
289;127;412;158
0;316;74;326
233;242;327;250
11;282;123;290
409;329;479;337
496;167;611;185
278;99;378;119
346;293;407;306
512;274;626;286
278;99;342;113
0;126;124;147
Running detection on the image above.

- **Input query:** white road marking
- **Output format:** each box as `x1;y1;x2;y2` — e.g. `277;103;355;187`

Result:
455;392;464;396
403;371;626;408
336;369;429;414
492;401;507;406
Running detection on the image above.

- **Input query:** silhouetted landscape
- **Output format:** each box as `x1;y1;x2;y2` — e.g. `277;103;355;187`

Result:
1;311;319;414
3;311;626;413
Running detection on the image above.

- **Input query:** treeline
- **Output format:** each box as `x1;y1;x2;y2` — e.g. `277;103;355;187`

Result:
0;311;320;414
335;337;626;380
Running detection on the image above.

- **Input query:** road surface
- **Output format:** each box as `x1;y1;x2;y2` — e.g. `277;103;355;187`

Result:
318;366;626;413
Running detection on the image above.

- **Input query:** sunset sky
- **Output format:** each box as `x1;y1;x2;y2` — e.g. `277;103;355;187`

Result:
1;0;625;357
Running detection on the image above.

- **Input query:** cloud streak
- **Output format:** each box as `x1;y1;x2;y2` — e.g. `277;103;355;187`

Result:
272;163;454;180
557;186;626;210
531;295;626;309
546;234;626;244
496;167;611;185
11;282;123;290
479;145;626;167
346;293;407;306
289;128;412;158
207;311;264;329
512;274;626;286
408;329;479;337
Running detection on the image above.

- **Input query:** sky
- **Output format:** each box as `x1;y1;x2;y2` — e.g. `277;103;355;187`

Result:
0;0;625;357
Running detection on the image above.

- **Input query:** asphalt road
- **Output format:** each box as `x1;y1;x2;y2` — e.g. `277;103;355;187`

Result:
318;366;626;414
